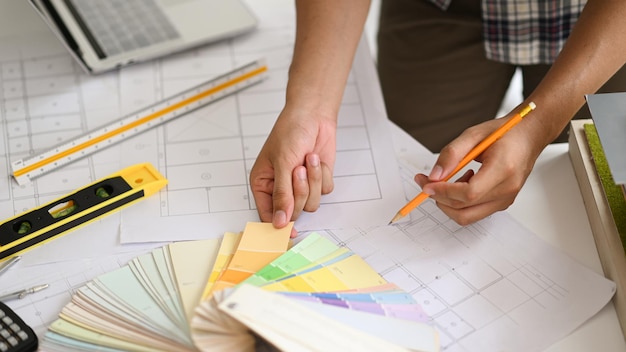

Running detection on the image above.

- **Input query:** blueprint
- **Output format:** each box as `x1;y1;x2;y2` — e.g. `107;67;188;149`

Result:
0;1;405;248
118;23;404;243
311;125;616;351
0;123;615;352
0;1;616;351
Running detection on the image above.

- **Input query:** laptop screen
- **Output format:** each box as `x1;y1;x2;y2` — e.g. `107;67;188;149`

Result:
64;0;181;59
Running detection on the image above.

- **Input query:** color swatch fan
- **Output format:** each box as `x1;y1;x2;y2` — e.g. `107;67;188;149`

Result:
191;232;438;351
40;222;292;351
192;284;439;352
41;223;439;351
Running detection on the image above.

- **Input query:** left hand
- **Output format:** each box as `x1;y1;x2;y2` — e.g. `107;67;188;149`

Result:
414;116;543;225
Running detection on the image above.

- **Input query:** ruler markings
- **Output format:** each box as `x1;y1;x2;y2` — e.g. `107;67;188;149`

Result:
11;60;267;185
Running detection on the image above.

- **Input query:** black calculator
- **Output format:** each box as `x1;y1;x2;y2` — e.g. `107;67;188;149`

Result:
0;301;38;352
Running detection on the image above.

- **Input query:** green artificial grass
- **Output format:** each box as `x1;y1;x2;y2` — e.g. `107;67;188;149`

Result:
584;123;626;255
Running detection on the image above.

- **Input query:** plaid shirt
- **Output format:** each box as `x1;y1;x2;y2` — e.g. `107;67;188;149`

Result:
428;0;586;65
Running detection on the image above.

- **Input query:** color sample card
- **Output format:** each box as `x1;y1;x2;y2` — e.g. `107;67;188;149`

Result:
243;232;339;286
168;239;221;322
42;228;432;351
201;232;241;300
261;253;387;292
279;288;430;323
210;222;293;292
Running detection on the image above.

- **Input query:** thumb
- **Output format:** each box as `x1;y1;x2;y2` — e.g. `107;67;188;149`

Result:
430;131;484;181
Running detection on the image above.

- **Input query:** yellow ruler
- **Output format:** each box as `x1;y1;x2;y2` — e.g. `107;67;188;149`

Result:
1;163;167;261
11;59;268;185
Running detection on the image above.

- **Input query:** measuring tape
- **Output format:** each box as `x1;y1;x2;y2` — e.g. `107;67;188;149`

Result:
11;59;268;186
1;163;167;261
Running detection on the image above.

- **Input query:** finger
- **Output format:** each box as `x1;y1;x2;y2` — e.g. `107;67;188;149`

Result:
429;124;495;181
253;191;275;223
455;169;475;183
417;168;474;193
272;163;295;229
430;140;477;181
449;157;520;205
427;166;517;210
420;170;475;206
304;153;322;212
320;160;334;195
292;165;309;220
414;173;429;189
436;196;512;226
250;162;276;223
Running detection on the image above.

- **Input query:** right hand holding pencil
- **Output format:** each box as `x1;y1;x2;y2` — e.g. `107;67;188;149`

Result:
414;110;546;226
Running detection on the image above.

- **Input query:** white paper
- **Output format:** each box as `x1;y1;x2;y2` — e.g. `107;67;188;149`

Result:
295;123;617;352
0;1;406;250
118;5;406;242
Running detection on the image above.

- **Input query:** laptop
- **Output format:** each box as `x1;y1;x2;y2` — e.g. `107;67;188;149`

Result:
30;0;258;74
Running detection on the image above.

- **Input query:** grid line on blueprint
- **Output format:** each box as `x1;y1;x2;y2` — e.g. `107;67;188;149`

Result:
316;203;573;350
1;49;100;216
0;30;138;219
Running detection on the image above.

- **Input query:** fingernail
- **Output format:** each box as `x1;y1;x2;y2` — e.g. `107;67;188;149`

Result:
296;167;306;180
429;165;443;180
273;210;287;227
423;187;435;196
308;154;320;167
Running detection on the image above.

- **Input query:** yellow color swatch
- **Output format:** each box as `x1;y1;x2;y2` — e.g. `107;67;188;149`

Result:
210;222;293;293
263;254;387;292
201;232;242;300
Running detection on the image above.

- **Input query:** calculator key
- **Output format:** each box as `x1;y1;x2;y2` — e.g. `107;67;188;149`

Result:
6;337;17;346
0;301;38;352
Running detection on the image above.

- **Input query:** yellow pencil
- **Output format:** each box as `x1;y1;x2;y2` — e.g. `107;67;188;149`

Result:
389;102;537;224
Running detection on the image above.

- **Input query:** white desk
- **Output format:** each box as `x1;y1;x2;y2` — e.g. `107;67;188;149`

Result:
0;1;624;351
508;143;625;351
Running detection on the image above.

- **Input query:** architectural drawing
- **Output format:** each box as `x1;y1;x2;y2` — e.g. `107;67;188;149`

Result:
0;10;405;245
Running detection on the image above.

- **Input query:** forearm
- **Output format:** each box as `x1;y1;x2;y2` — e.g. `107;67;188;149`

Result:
287;0;370;120
525;0;626;149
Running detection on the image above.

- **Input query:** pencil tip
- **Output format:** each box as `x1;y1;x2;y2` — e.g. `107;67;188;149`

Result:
388;213;402;225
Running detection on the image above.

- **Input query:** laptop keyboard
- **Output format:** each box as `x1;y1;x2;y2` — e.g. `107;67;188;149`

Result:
65;0;181;58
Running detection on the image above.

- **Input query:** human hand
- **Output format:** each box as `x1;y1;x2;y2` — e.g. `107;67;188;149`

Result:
414;116;544;225
250;106;336;232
